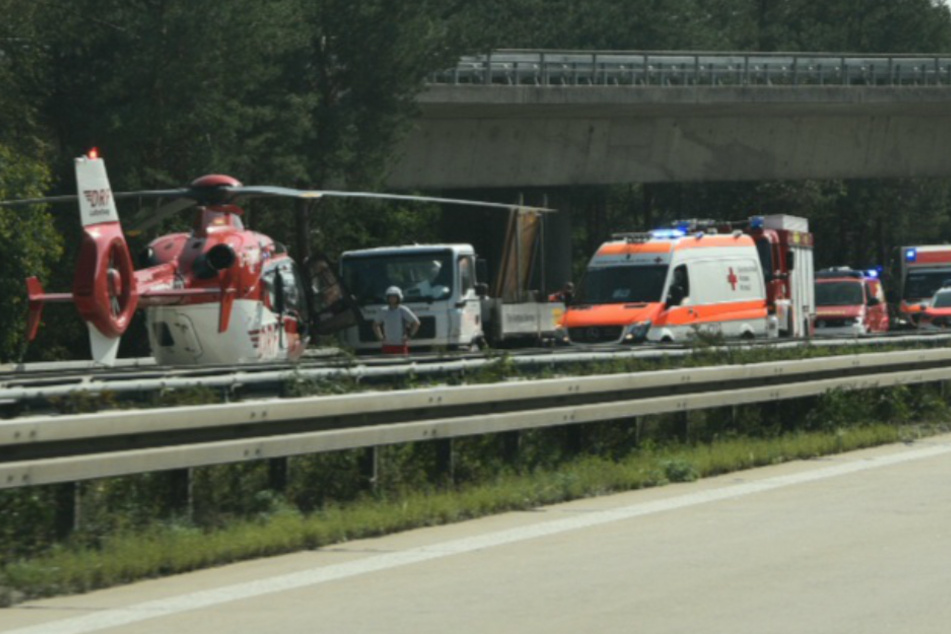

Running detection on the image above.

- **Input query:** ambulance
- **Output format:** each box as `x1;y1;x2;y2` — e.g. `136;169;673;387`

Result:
562;229;774;344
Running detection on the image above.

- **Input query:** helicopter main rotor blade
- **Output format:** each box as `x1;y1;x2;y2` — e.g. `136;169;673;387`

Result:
127;197;198;235
0;194;82;207
0;187;196;208
225;185;554;213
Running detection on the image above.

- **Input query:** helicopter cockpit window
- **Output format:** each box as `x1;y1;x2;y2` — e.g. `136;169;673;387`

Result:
263;262;306;318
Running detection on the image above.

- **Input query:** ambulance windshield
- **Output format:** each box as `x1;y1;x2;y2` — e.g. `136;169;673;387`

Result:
904;270;951;301
815;281;864;306
575;265;668;304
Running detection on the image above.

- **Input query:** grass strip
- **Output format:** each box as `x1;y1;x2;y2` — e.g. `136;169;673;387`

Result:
0;423;917;605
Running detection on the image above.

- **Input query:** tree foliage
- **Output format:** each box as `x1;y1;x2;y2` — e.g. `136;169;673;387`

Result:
0;144;62;362
2;0;951;360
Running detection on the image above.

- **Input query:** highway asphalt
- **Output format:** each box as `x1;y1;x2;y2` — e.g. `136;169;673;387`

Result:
3;434;951;633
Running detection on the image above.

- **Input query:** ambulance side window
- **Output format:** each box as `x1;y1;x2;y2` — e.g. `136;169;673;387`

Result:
667;265;690;306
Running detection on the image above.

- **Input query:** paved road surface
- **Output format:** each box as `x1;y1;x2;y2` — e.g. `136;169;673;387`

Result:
4;435;951;634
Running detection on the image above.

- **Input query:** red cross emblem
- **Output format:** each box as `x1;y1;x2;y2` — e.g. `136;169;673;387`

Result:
727;267;738;290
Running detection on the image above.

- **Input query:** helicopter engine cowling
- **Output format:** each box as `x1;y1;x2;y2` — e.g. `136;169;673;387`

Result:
194;243;237;279
72;222;139;338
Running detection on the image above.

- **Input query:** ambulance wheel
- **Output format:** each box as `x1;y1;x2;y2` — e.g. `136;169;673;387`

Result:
740;330;756;340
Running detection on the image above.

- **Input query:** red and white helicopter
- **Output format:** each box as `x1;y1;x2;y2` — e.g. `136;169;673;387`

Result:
1;151;545;366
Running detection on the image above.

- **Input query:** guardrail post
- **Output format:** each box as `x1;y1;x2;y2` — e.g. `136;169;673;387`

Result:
566;424;586;455
268;458;288;493
434;438;454;483
54;482;79;539
359;447;379;490
168;468;193;518
501;431;521;464
675;411;689;443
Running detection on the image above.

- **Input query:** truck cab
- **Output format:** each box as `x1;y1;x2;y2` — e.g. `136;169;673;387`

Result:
340;244;482;351
813;268;889;336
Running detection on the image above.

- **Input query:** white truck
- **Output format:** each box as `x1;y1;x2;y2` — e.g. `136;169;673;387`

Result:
339;243;564;352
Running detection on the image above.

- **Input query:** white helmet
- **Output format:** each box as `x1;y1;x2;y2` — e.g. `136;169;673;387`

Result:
385;286;403;300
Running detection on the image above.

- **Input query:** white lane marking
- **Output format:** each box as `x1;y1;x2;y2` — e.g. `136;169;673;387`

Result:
7;441;951;634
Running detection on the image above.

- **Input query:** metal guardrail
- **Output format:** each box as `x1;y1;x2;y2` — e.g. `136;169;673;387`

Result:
430;50;951;87
2;347;951;489
4;333;951;403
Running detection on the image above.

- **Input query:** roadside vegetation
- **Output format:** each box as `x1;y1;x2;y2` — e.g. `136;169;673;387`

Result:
13;336;950;417
2;382;949;605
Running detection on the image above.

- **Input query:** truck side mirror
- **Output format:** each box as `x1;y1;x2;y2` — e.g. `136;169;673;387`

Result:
868;296;880;307
786;250;795;270
475;282;489;298
476;258;489;285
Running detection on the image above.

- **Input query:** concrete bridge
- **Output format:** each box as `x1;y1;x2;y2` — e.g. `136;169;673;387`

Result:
387;51;951;189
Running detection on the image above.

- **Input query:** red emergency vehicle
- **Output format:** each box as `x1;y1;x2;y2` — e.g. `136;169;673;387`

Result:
897;245;951;327
917;286;951;330
814;268;889;336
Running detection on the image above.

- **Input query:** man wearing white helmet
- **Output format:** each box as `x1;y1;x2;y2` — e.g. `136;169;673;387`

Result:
372;286;420;354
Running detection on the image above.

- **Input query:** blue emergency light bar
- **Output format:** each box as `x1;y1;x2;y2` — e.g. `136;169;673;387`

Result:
650;228;687;240
905;248;918;262
750;216;765;229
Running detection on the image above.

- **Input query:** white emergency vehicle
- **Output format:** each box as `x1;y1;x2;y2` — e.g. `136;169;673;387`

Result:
562;229;775;344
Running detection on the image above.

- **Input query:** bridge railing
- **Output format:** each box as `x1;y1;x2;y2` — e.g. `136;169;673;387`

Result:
430;51;951;87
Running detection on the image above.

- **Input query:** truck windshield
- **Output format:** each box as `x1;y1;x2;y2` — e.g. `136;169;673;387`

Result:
815;281;864;306
904;270;951;301
342;251;454;304
575;265;668;304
